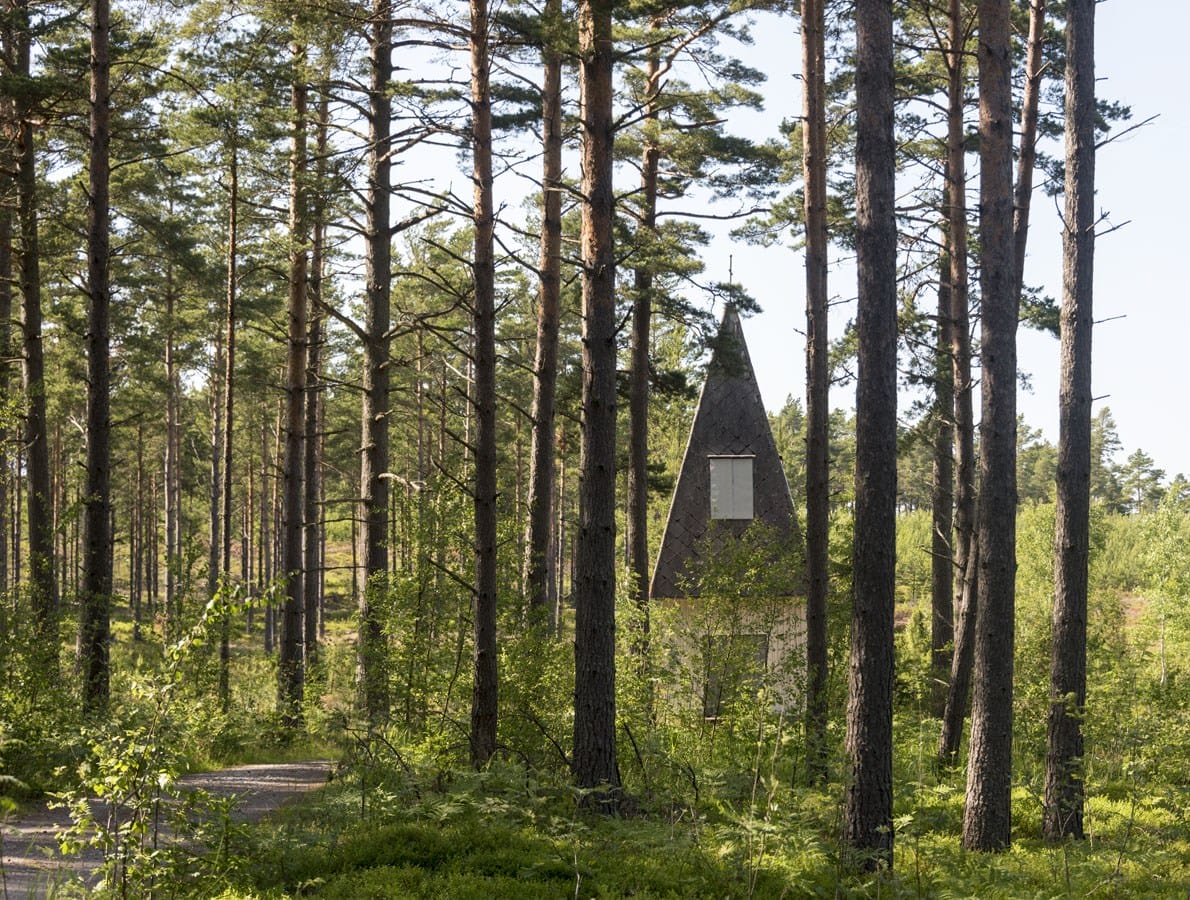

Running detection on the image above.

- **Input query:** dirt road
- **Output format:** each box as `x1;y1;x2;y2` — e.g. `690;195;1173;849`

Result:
0;760;331;898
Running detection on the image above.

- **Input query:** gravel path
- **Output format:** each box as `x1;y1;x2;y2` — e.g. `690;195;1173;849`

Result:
0;760;331;898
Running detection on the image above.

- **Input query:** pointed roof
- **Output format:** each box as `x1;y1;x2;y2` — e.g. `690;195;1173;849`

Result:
650;306;800;599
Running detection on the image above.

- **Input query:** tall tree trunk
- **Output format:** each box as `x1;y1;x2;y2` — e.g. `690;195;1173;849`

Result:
13;444;22;595
928;0;973;716
0;16;12;611
1012;0;1047;301
358;0;392;723
963;0;1017;853
53;426;62;594
939;535;978;759
801;0;831;783
278;38;308;726
132;427;142;641
572;0;620;800
0;97;11;607
79;0;112;715
164;247;180;639
938;0;976;763
271;401;283;651
261;421;274;653
150;471;159;620
318;473;326;641
303;299;323;672
469;0;499;769
556;432;567;627
208;327;224;605
930;255;955;718
12;447;20;595
241;495;250;620
522;0;563;633
304;82;328;674
845;0;897;869
245;447;255;633
15;0;56;674
218;145;239;712
1045;0;1094;842
414;329;426;581
626;23;660;668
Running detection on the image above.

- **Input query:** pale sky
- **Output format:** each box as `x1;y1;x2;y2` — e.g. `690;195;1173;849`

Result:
724;3;1190;479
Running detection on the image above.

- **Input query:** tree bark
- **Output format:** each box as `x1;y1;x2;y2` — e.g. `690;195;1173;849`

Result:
260;421;274;653
801;0;831;783
572;0;620;800
304;82;328;674
164;243;181;638
358;0;392;724
0;82;11;607
15;0;57;675
843;0;897;870
937;0;976;762
1012;0;1047;302
133;427;144;641
963;0;1017;853
469;0;499;769
940;534;977;759
930;252;955;717
13;445;21;596
79;0;112;715
208;326;224;605
218;145;239;711
278;38;308;726
522;0;563;634
1045;0;1094;842
556;433;567;627
626;21;662;672
150;472;159;620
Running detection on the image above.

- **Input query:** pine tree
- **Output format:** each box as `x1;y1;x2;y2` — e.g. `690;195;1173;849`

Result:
801;0;831;781
304;70;331;675
79;0;112;715
11;0;57;676
844;0;898;869
938;0;977;764
522;0;565;633
469;0;499;768
277;34;309;727
216;128;238;710
1049;1;1099;819
358;0;393;724
0;12;14;608
572;0;620;802
1012;0;1048;303
963;0;1017;853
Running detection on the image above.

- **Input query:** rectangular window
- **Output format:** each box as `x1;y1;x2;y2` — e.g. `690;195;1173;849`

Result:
709;455;754;519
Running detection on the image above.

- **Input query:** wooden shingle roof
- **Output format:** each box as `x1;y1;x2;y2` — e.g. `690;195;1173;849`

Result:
649;306;800;599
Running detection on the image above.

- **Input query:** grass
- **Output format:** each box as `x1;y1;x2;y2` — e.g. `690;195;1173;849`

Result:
78;580;1186;899
201;744;1189;900
226;787;803;898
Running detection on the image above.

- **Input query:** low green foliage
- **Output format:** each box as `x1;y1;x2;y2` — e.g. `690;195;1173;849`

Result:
217;729;1187;899
233;763;803;898
4;502;1190;897
52;597;264;896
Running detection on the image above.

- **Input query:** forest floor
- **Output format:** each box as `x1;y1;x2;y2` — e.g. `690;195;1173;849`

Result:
0;760;331;898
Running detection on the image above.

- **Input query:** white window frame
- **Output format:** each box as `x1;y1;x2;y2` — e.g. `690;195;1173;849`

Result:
709;454;755;520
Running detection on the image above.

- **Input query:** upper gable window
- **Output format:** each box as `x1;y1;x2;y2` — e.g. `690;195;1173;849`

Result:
709;455;754;520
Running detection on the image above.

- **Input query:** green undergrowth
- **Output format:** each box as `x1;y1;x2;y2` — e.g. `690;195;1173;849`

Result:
223;765;837;899
211;752;1187;900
